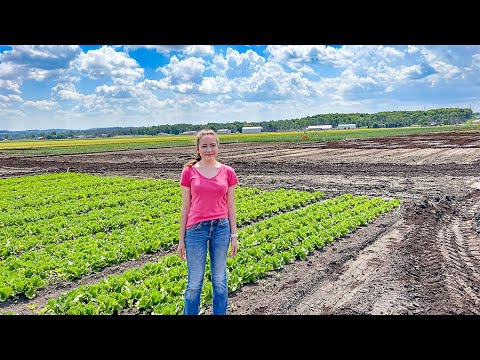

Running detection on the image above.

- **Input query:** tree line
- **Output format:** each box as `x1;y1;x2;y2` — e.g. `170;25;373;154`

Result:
1;107;474;140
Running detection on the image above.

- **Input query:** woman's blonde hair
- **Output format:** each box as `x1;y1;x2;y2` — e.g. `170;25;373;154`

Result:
184;129;219;167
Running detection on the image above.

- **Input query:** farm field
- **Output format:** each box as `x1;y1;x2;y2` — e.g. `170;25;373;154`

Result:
1;130;480;314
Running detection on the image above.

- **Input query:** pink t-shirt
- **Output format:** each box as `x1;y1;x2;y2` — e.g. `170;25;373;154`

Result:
181;164;239;229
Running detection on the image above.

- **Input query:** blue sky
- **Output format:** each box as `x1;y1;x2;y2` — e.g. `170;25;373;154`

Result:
0;45;479;131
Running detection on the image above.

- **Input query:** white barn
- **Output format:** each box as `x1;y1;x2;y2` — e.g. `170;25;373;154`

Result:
337;124;357;129
307;125;332;131
242;126;262;134
217;129;232;134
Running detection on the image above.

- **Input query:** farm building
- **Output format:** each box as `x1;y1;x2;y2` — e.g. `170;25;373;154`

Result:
306;125;332;131
181;131;197;135
242;126;262;134
217;129;232;134
337;124;357;129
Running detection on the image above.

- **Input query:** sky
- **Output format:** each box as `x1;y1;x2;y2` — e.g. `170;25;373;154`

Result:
0;45;479;131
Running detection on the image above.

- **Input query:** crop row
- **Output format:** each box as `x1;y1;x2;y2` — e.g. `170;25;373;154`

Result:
0;173;163;211
39;194;400;315
0;173;324;301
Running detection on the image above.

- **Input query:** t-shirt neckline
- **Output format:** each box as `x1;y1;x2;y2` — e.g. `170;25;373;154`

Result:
193;164;223;180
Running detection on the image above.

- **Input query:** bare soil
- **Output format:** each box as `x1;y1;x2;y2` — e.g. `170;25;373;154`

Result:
1;130;480;315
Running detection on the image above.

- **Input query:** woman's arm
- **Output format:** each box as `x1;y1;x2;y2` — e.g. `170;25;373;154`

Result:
227;185;238;257
178;185;191;261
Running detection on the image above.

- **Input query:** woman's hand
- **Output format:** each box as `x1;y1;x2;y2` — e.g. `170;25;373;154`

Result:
229;237;238;257
178;240;186;261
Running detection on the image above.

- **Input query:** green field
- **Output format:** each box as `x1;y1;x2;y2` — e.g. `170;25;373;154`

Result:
0;172;399;314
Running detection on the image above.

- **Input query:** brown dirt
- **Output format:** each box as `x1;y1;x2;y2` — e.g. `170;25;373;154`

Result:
1;130;480;315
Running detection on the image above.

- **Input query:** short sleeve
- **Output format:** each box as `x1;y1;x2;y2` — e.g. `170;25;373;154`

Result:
226;166;239;187
180;166;191;187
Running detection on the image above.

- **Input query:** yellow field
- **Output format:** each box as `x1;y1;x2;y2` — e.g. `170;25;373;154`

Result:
0;135;196;149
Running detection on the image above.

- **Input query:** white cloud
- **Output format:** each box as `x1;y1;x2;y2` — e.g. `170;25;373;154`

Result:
0;62;24;81
0;45;81;69
266;45;341;70
0;45;82;83
140;79;170;91
198;76;232;95
0;79;21;94
23;100;58;111
0;94;23;103
212;48;265;78
183;46;215;56
73;46;144;85
159;56;206;92
51;83;85;101
124;45;214;56
235;61;316;101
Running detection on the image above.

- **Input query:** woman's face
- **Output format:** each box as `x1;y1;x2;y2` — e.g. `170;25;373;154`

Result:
197;135;218;159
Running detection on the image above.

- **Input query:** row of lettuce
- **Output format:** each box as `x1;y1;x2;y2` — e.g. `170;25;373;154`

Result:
0;172;324;302
0;172;400;315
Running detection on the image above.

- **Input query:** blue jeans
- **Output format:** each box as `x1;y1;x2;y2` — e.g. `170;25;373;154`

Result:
184;218;231;315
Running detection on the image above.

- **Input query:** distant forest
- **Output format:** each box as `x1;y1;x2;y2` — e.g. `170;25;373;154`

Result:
1;107;474;140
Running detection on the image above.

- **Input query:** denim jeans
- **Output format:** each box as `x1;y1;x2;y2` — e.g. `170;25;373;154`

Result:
184;218;231;315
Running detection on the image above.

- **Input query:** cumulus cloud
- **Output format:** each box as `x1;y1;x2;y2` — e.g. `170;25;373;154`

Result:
212;48;265;78
158;56;206;92
51;83;85;101
73;46;144;85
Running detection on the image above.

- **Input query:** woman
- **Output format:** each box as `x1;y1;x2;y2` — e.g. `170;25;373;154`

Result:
178;128;239;315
